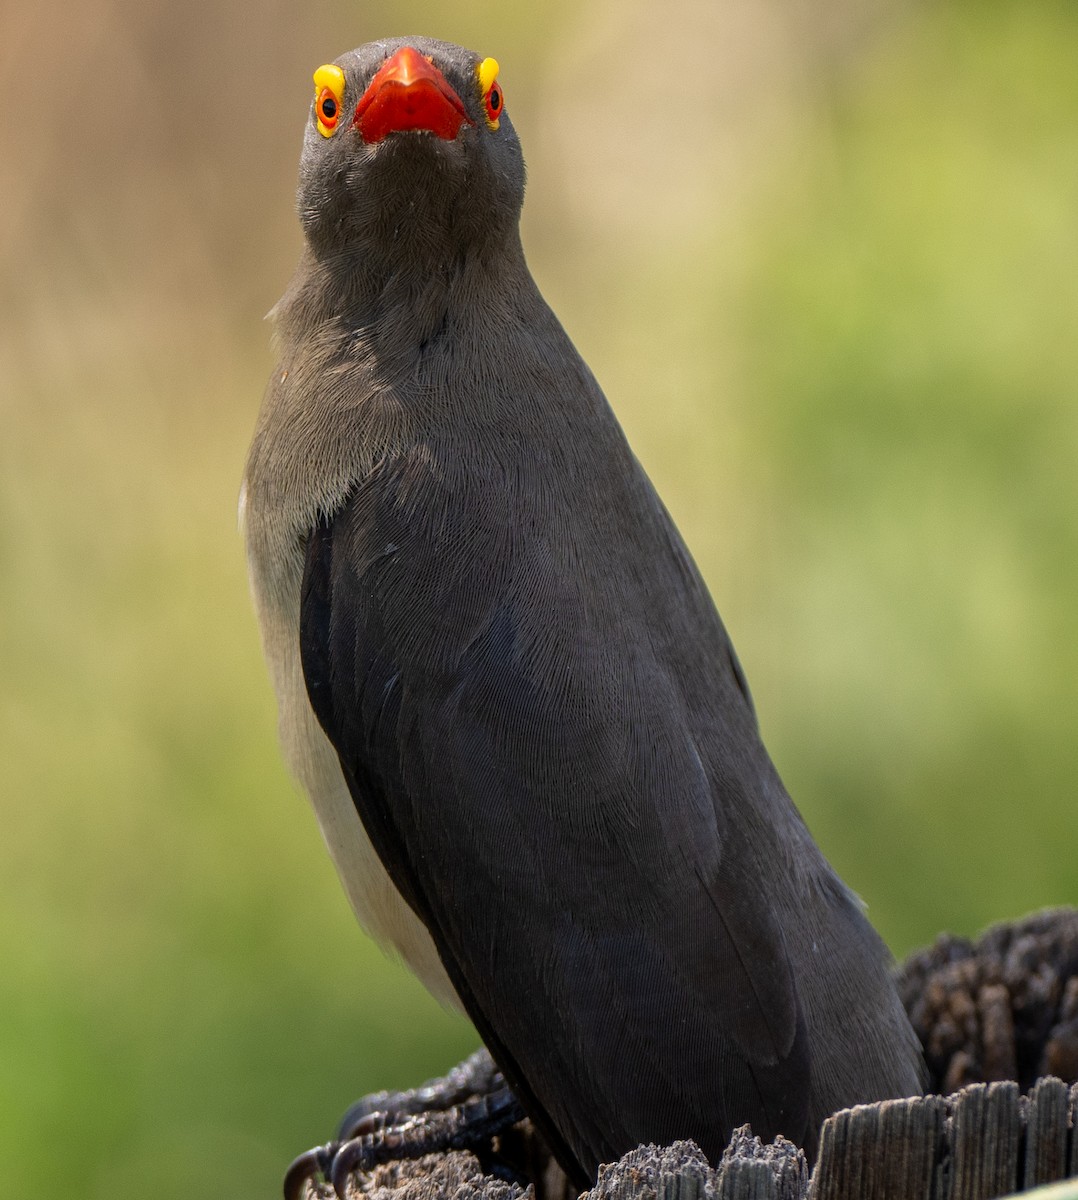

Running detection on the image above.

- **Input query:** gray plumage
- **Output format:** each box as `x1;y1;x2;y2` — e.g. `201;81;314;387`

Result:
242;35;925;1188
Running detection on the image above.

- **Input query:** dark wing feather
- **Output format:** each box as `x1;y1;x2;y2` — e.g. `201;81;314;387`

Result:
300;449;811;1182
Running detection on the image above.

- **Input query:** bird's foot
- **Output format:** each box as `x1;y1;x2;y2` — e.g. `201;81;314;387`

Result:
282;1049;527;1200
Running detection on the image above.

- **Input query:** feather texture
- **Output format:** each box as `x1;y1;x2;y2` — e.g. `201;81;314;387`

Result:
243;35;925;1187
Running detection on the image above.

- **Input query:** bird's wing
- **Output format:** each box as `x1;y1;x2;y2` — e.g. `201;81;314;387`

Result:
299;452;810;1182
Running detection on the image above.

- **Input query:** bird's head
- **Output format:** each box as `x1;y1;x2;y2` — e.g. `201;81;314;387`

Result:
296;37;525;263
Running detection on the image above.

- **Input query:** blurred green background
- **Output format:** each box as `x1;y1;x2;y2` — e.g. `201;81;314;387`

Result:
2;0;1076;1195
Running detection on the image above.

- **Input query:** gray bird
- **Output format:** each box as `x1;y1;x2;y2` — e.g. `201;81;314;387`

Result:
241;35;925;1190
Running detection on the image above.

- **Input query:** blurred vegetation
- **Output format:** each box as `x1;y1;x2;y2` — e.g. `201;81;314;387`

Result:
1;0;1075;1196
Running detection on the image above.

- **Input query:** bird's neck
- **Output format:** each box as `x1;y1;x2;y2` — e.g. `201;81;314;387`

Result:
277;227;531;374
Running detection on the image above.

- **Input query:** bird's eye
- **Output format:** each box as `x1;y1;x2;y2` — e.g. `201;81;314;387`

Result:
477;57;503;131
318;90;339;128
312;63;346;138
485;82;503;126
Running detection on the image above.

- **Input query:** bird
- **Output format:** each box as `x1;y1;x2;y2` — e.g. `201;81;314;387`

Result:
241;34;925;1193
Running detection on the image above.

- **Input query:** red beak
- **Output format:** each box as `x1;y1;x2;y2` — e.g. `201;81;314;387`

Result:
354;46;474;144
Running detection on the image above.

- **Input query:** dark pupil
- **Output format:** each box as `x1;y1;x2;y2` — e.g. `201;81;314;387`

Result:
321;97;337;119
490;89;500;111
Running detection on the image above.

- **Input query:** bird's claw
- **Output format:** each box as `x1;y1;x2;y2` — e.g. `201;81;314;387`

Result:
283;1141;340;1200
282;1074;527;1200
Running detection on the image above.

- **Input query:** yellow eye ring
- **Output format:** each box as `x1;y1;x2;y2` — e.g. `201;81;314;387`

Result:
313;63;346;137
477;57;502;130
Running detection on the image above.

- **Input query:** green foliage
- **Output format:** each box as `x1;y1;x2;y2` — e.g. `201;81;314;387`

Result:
728;0;1078;951
2;2;1076;1196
